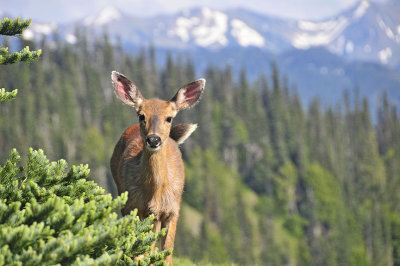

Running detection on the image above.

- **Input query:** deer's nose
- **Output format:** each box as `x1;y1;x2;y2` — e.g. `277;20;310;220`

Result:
146;134;161;148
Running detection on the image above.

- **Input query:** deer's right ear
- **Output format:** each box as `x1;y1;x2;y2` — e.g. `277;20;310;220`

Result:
111;71;143;110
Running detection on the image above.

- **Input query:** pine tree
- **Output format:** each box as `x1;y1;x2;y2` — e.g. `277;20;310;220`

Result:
0;148;171;265
0;18;170;265
0;17;41;102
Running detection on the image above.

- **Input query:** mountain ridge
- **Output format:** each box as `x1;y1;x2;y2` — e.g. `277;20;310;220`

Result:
8;0;400;109
18;0;400;68
21;0;400;66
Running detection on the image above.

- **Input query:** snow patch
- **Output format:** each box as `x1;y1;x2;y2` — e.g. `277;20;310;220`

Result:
23;23;57;40
387;28;395;40
169;7;229;47
84;6;121;26
353;0;370;19
174;16;199;42
193;8;228;47
22;29;34;40
298;20;340;31
31;23;57;35
66;34;77;44
378;47;392;64
292;17;349;49
397;25;400;43
376;15;395;40
231;19;265;47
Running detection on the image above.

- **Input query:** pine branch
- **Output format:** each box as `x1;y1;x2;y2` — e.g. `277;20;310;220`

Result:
0;18;41;102
0;17;31;36
0;88;18;102
0;149;169;265
0;46;42;65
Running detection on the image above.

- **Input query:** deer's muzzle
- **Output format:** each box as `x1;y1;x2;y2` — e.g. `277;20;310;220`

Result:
146;134;161;150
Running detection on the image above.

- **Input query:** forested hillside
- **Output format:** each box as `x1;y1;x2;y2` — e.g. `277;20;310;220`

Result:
1;31;400;265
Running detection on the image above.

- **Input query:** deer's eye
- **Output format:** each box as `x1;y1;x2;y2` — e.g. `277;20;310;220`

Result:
139;114;145;122
166;117;173;123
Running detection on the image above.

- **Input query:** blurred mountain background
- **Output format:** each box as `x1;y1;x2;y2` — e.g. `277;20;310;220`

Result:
7;0;400;108
1;0;400;265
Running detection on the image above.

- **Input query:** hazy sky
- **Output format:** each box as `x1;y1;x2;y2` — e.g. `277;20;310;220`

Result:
0;0;381;23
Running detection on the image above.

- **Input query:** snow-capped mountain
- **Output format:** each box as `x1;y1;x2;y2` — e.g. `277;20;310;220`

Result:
83;6;122;26
22;0;400;67
167;7;266;48
292;0;400;65
71;6;271;50
12;0;400;109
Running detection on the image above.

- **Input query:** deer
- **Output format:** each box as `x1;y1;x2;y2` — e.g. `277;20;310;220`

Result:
110;71;205;265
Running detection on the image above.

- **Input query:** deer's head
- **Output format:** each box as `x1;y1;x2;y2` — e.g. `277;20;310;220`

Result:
111;71;205;152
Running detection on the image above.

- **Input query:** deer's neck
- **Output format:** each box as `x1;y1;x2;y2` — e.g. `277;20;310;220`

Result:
141;144;168;191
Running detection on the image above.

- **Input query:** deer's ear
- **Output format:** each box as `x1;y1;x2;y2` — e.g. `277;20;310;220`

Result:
170;79;205;110
170;123;198;145
111;71;143;110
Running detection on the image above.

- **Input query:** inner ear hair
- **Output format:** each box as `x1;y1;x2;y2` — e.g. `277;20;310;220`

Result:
111;71;143;110
171;79;206;110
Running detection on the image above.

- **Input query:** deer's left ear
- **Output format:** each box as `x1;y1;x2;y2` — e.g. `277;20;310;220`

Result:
170;123;198;145
170;79;205;110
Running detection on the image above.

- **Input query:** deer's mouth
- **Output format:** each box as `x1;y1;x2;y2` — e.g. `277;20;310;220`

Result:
146;142;161;152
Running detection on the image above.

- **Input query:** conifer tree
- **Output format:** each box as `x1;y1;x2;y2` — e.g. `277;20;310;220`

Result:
0;17;41;102
0;148;171;265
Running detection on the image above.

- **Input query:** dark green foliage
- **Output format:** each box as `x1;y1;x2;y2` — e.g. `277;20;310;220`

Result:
0;46;42;65
0;148;170;265
1;33;400;265
0;17;41;102
0;18;31;36
0;18;42;65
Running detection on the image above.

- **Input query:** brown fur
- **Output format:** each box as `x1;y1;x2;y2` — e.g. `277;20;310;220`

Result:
110;71;205;265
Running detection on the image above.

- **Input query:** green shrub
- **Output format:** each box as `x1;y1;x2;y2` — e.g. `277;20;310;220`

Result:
0;148;171;265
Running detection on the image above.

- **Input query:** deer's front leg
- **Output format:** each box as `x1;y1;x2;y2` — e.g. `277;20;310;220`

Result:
151;219;162;252
161;216;178;265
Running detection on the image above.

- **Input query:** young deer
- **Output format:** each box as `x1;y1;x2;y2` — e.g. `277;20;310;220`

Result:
110;71;205;265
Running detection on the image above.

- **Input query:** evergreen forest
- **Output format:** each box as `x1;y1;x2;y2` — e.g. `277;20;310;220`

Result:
1;30;400;265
